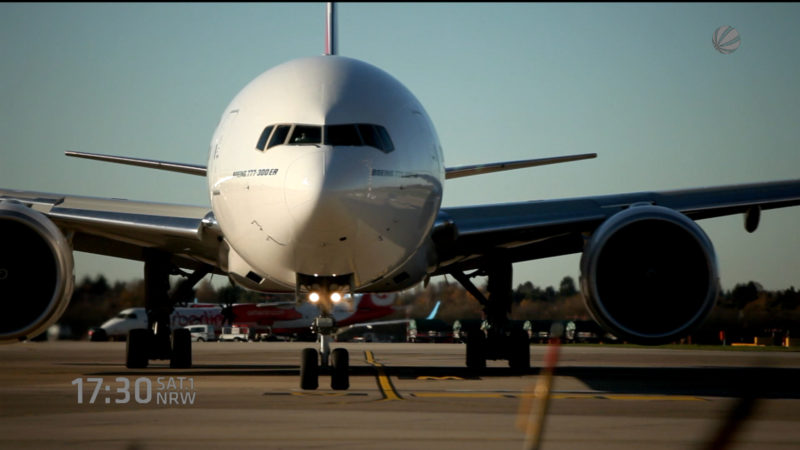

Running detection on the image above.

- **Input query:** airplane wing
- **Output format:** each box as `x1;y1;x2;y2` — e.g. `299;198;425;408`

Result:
0;188;222;271
432;178;800;275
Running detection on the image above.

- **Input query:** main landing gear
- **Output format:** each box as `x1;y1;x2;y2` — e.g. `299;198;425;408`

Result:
451;261;530;372
126;250;210;370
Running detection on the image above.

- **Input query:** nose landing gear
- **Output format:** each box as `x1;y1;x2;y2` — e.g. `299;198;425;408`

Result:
300;316;350;390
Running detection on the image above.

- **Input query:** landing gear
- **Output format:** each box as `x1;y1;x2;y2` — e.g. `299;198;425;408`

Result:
170;328;192;369
299;315;350;390
331;348;350;390
126;329;150;369
295;273;354;390
124;250;210;369
453;260;531;372
465;330;486;370
300;348;319;390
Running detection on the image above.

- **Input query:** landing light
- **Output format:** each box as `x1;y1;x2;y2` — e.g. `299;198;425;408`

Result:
330;292;342;303
309;292;320;303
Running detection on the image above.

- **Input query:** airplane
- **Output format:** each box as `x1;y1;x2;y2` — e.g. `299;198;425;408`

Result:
2;3;800;391
90;293;397;342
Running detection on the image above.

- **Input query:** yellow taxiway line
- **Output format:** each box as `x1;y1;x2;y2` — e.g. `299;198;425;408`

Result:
364;350;403;401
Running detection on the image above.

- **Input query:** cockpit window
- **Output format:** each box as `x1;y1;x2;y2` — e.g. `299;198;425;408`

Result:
267;125;291;149
325;124;395;153
288;125;321;145
256;123;394;152
255;125;274;151
357;124;379;148
325;124;362;146
357;124;395;153
374;125;395;152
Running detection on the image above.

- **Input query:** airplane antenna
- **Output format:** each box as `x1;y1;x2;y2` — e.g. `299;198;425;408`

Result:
325;2;337;55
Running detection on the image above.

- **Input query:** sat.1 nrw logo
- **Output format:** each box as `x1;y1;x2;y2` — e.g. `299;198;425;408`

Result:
713;25;741;54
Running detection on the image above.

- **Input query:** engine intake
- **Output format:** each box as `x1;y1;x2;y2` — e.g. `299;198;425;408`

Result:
580;205;719;345
0;201;74;341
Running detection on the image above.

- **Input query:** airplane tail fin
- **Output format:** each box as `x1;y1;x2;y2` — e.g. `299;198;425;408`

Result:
425;300;442;320
325;2;337;56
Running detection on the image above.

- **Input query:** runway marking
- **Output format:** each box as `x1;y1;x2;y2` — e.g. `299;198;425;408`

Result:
364;350;403;401
416;376;464;381
411;392;706;401
263;392;369;397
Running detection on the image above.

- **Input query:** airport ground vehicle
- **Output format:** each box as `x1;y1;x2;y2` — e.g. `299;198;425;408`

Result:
218;326;251;342
185;324;216;342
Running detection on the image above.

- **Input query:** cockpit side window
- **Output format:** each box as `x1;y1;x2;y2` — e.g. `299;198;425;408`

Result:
267;125;292;149
256;125;274;151
375;125;395;152
357;124;395;153
357;124;380;148
325;124;362;146
288;125;321;145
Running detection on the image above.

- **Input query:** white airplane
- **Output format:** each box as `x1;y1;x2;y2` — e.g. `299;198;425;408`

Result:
1;4;800;390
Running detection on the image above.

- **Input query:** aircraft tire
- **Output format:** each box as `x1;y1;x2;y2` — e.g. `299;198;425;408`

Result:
508;331;530;371
330;348;349;390
126;328;150;369
170;328;192;369
300;348;319;390
466;332;486;370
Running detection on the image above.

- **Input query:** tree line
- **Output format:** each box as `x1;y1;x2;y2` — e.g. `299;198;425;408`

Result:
56;274;800;343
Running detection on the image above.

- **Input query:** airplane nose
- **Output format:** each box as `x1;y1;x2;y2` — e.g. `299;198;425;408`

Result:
284;150;326;226
284;147;369;239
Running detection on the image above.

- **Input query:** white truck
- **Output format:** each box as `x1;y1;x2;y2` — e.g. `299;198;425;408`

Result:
218;325;274;342
89;306;223;341
184;324;216;342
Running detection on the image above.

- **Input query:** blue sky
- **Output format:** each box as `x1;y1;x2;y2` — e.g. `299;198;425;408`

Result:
1;3;799;291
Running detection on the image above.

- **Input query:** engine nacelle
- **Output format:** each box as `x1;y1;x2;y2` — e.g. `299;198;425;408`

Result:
580;205;719;345
0;201;74;342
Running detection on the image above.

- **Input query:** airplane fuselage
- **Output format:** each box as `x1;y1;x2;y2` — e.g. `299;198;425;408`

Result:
208;56;444;294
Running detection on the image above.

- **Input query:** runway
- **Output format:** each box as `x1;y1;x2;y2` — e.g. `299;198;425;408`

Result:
1;341;799;449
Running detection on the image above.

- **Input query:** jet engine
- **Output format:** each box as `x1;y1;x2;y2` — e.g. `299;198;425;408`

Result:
580;205;719;345
0;201;74;341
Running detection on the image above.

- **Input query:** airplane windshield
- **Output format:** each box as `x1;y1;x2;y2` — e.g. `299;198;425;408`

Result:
288;125;321;145
325;123;394;153
256;123;394;152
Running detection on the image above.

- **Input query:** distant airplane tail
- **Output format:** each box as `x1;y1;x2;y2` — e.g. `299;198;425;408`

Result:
425;300;442;320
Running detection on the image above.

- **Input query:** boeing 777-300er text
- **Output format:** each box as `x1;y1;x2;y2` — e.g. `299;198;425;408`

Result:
2;4;800;390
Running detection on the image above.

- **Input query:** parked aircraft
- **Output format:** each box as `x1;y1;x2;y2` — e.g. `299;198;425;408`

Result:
90;293;396;341
1;4;799;391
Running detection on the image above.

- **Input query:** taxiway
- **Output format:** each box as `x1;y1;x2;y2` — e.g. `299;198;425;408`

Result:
1;341;798;449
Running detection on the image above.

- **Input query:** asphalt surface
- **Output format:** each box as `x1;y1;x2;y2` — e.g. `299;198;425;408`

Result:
1;341;799;449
